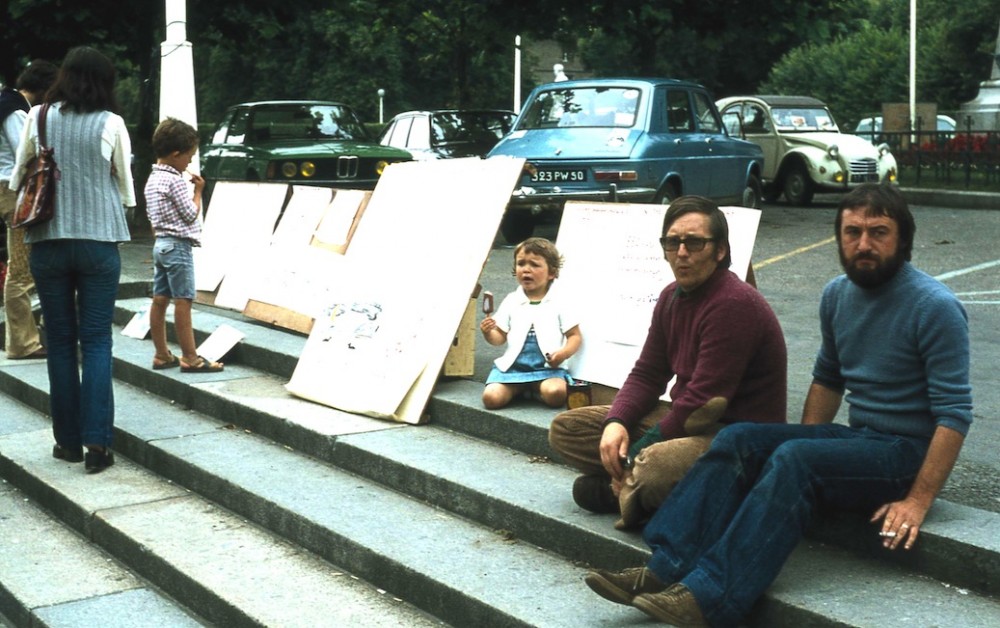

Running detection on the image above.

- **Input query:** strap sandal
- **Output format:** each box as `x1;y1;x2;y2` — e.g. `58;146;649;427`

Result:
152;354;180;370
180;356;224;373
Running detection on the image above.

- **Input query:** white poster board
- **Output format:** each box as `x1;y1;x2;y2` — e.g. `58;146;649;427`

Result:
194;182;288;294
556;202;761;390
286;157;525;422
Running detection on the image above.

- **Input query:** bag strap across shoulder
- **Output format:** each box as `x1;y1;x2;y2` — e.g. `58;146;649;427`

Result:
37;103;50;150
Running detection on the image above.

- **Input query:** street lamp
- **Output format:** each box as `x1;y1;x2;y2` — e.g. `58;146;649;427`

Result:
377;88;385;124
514;35;521;114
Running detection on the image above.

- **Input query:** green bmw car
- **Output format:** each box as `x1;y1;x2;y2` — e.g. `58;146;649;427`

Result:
200;100;411;196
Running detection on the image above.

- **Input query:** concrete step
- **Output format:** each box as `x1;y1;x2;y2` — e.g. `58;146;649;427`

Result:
428;380;1000;599
0;399;448;628
0;295;996;626
107;297;1000;615
0;364;643;627
0;469;206;626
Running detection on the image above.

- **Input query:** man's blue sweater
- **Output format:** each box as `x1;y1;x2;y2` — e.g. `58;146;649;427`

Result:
813;261;973;438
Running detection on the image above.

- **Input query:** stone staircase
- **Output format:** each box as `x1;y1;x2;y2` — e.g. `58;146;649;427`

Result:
0;292;998;627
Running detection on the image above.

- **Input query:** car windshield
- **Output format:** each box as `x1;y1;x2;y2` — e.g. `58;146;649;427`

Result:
249;104;369;142
771;107;839;132
517;86;641;130
430;112;514;145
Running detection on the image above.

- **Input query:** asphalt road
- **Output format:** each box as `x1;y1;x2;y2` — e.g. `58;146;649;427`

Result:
474;195;1000;513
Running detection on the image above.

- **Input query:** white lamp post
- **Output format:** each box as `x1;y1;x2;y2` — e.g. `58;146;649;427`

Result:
514;35;522;114
909;0;916;134
160;0;199;172
377;88;385;124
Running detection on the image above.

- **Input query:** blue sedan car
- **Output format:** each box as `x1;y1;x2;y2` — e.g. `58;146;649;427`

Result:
488;78;764;242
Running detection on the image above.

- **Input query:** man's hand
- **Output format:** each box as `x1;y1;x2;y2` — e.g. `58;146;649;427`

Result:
871;498;930;551
871;426;965;551
599;422;630;481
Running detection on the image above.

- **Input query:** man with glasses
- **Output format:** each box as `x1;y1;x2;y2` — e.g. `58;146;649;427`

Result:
586;183;972;627
549;195;787;529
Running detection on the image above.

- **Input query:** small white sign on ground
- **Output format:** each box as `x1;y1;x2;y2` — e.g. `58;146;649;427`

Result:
196;323;246;364
555;201;761;390
121;304;151;339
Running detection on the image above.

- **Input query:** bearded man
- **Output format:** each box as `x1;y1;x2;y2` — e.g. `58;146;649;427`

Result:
584;183;973;627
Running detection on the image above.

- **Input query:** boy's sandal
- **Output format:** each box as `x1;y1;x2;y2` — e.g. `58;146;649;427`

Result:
152;354;180;370
180;356;224;373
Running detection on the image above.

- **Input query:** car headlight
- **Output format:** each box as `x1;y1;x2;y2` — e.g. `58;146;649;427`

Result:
826;145;839;159
877;143;892;158
375;160;390;176
281;162;298;178
300;161;316;178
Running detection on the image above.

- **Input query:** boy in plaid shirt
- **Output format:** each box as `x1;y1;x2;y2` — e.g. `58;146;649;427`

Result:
145;118;223;373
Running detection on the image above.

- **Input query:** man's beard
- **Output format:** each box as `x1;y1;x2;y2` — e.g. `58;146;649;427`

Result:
840;250;904;288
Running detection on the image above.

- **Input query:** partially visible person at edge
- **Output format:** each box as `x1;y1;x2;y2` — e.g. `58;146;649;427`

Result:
548;195;787;529
0;59;58;359
481;237;582;409
585;183;973;627
9;47;136;474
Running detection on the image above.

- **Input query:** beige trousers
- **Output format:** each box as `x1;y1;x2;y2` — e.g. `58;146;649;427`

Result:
1;185;43;358
549;404;716;529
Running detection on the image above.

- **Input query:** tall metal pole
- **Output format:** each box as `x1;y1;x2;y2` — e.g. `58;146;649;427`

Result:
160;0;199;172
514;35;522;114
909;0;916;133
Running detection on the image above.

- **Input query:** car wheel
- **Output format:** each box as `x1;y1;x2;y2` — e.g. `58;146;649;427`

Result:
742;174;763;208
783;165;814;206
654;181;680;205
499;212;535;244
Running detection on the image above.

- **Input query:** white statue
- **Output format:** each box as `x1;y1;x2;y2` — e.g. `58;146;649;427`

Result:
553;63;568;82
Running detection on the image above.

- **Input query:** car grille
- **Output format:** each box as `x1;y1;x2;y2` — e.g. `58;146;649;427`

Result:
309;157;402;180
849;158;880;183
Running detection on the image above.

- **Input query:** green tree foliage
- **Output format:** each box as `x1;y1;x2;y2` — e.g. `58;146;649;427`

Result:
762;0;998;128
1;0;995;132
574;0;870;96
761;26;910;130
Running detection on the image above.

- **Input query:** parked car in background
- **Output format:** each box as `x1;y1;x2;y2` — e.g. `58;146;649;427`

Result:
854;114;957;143
717;95;897;205
378;109;515;160
200;100;411;200
488;78;764;242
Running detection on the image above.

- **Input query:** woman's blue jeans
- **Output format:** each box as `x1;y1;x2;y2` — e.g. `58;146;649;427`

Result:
30;240;120;449
642;422;929;627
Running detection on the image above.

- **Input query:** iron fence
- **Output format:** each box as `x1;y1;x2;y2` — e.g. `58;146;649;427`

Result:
861;120;1000;189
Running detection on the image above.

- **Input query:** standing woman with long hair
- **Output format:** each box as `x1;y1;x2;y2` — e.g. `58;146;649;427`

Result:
9;46;136;473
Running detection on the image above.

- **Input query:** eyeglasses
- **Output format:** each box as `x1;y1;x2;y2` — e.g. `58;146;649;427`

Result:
659;236;715;252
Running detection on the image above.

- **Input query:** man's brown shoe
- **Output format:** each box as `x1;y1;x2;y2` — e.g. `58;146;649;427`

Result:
584;566;666;606
633;583;708;627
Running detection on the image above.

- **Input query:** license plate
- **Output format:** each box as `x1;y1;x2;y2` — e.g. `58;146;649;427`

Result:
850;173;880;183
530;169;587;183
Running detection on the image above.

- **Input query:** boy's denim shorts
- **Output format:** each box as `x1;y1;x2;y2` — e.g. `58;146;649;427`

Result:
152;236;196;300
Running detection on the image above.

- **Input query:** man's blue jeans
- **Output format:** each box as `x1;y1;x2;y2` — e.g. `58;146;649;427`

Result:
642;422;929;627
30;240;120;449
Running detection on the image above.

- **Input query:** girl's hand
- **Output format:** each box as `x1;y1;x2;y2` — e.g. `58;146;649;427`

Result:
545;350;564;367
480;317;496;334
